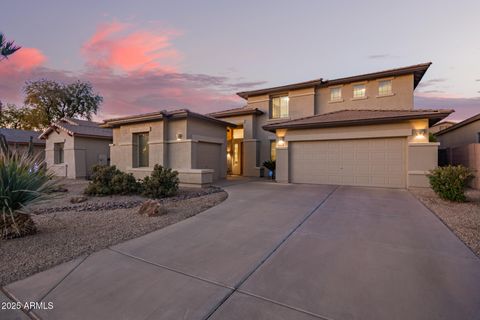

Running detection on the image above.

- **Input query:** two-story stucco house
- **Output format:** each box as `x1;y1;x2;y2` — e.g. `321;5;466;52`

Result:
101;109;232;187
210;63;452;188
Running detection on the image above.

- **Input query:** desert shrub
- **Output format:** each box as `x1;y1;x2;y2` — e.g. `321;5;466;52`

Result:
0;150;58;239
427;165;474;202
142;165;179;198
85;165;140;195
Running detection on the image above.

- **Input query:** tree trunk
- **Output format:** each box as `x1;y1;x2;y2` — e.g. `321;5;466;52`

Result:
1;212;37;239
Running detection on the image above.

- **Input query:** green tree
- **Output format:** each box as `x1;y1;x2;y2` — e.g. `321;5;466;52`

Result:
0;103;45;130
0;32;21;60
24;79;103;127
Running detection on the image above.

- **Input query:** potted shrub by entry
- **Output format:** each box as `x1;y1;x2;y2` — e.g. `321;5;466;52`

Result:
263;160;276;180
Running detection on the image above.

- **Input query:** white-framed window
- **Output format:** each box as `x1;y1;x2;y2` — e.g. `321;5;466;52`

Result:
271;95;289;119
330;87;342;101
353;84;366;98
378;79;393;96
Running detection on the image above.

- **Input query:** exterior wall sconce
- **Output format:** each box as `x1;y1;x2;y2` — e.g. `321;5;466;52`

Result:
413;129;427;140
277;136;285;147
176;133;183;141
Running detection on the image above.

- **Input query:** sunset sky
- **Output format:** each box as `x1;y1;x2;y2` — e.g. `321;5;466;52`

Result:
1;0;479;121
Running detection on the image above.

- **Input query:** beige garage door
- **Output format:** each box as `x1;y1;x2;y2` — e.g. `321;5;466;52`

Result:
290;138;406;188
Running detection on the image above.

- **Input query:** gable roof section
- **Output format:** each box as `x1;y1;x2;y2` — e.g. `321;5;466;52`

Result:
237;62;432;99
435;113;480;136
208;106;264;118
0;128;45;145
263;109;453;132
101;109;235;128
39;118;113;139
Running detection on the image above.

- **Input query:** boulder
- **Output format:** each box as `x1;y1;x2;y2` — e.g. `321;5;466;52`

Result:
138;200;168;217
70;196;88;204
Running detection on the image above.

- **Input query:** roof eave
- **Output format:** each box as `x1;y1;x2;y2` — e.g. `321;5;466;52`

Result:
263;111;452;132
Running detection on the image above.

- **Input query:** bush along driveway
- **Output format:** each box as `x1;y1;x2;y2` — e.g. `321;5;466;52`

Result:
2;183;480;320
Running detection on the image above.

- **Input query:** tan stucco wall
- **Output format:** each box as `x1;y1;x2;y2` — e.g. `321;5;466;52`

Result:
109;117;227;183
315;74;414;114
272;120;435;188
437;120;480;148
45;130;111;179
74;136;111;177
45;130;75;178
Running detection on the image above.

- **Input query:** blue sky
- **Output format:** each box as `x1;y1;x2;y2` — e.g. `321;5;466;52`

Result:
1;0;479;120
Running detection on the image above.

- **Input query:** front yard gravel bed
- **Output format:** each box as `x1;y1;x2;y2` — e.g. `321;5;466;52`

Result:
0;189;227;286
32;186;224;214
410;187;480;257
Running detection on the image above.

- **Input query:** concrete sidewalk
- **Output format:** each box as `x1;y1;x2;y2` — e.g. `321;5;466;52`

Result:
2;182;480;319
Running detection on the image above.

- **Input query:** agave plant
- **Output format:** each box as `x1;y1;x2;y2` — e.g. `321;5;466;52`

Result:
0;148;58;239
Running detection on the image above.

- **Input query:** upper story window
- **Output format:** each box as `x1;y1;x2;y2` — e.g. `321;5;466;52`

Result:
378;80;393;96
353;84;366;98
133;132;149;168
330;87;342;102
271;95;289;119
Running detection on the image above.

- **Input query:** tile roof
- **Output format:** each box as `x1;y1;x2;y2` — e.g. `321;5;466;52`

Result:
101;109;235;128
0;128;45;145
237;62;432;99
263;109;454;131
435;113;480;136
208;106;264;118
39;118;113;139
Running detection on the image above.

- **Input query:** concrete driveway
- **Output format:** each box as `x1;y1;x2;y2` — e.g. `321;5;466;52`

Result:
3;181;480;320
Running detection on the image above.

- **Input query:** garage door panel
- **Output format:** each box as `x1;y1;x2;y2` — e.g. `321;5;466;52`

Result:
290;138;406;188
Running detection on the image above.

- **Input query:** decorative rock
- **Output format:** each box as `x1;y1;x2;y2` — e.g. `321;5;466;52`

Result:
70;196;88;204
137;200;168;217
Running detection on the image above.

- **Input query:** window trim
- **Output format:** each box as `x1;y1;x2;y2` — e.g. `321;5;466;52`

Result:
270;94;289;119
53;142;64;164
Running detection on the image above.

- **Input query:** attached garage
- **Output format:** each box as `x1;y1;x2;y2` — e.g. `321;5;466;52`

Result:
289;138;406;188
263;109;454;188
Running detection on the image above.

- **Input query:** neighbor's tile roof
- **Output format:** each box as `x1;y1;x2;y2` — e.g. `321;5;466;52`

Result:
39;118;112;139
263;109;454;131
237;62;432;99
435;113;480;136
0;128;45;145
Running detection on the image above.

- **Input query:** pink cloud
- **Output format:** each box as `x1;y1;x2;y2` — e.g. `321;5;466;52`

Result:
82;22;180;73
0;21;254;119
0;47;46;74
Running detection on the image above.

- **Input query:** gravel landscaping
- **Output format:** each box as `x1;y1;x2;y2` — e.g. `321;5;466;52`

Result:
0;179;227;286
410;187;480;257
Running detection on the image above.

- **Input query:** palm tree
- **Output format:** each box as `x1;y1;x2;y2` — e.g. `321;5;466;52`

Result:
0;32;21;61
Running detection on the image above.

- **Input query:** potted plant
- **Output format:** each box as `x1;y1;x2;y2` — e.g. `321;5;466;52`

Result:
262;160;276;180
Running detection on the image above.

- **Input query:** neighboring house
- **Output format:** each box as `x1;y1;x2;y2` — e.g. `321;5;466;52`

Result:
429;120;457;134
435;113;480;189
210;62;452;188
101;109;231;187
0;128;45;159
39;118;112;179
